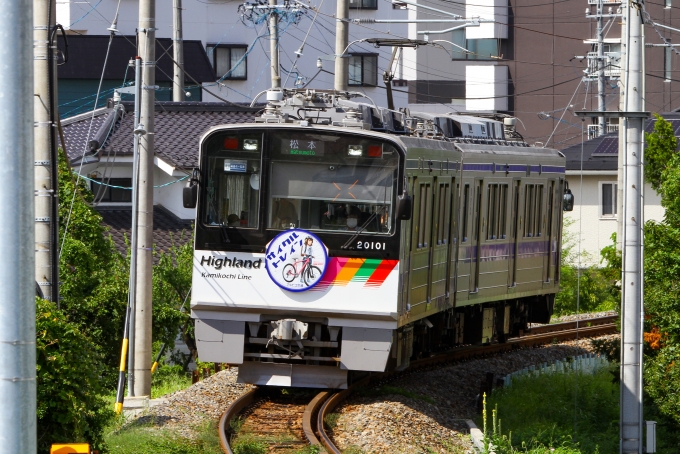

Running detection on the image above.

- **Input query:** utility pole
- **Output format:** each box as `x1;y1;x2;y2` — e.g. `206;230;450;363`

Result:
173;0;185;101
596;0;606;136
334;0;349;91
0;1;36;450
127;57;144;397
269;0;281;89
135;0;156;397
620;0;644;451
34;0;59;304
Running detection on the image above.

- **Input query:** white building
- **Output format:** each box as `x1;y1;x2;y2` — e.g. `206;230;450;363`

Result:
57;0;412;108
560;114;679;266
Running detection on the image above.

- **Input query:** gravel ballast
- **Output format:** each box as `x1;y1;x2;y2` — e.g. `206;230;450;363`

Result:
329;335;618;454
133;367;252;438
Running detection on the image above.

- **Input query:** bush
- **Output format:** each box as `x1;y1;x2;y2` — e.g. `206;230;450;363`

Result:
36;298;112;452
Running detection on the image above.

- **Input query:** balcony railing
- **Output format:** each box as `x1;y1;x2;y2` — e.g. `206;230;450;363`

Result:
588;123;619;139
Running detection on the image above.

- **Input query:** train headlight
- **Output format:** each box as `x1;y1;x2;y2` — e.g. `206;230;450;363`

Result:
348;145;363;156
243;139;259;151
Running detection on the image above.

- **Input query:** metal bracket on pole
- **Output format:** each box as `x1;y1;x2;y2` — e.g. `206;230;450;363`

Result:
574;111;650;118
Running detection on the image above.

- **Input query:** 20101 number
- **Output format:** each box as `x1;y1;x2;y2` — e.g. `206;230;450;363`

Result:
356;241;386;250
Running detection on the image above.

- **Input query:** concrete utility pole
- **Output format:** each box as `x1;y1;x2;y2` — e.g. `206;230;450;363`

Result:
620;0;645;451
135;0;156;397
172;0;185;101
269;0;281;89
0;0;36;451
334;0;349;91
34;0;58;303
127;57;143;397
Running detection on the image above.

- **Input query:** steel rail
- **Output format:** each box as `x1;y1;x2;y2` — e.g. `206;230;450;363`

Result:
219;388;257;454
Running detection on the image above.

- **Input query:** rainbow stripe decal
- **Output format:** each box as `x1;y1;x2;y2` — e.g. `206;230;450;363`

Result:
312;258;399;290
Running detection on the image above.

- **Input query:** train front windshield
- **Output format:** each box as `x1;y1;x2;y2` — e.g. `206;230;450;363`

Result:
202;129;399;235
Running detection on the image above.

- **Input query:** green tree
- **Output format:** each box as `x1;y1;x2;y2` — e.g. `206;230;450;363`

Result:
36;298;112;452
627;115;680;425
57;150;129;385
554;217;618;315
152;234;195;360
645;113;678;192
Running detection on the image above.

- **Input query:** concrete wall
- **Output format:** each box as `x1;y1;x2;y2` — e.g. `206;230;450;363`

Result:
563;173;664;267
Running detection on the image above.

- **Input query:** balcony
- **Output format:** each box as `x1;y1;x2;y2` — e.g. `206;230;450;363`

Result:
588;123;619;140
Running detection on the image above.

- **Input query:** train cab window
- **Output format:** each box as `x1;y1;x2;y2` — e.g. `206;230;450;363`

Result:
201;133;262;228
267;131;399;234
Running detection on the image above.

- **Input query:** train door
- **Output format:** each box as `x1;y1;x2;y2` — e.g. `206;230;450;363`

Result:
544;180;556;283
508;180;521;287
469;179;483;293
456;183;471;298
409;176;433;312
430;176;452;307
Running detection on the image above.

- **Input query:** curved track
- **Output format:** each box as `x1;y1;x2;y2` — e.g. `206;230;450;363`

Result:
219;315;618;453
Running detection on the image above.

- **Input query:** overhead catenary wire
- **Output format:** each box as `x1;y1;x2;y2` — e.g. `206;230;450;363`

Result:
59;1;122;259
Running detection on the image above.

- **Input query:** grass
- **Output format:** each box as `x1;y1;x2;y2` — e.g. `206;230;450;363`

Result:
324;412;341;430
104;419;223;454
479;368;620;453
151;364;192;399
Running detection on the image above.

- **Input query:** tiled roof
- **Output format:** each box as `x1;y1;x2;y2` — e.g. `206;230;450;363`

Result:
97;206;193;262
61;101;258;167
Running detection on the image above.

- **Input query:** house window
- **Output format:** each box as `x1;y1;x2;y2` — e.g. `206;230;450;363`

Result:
451;29;500;60
206;44;247;79
349;0;378;9
348;54;378;86
601;182;617;217
91;178;132;203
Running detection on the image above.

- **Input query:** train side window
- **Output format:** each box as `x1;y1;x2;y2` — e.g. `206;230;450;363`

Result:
461;184;470;242
417;183;431;248
473;184;481;240
499;184;508;239
486;184;498;240
436;183;451;245
524;184;535;237
536;185;544;236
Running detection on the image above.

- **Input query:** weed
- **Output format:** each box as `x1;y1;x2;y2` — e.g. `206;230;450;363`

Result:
342;445;365;454
324;412;341;430
295;445;321;454
231;434;268;454
104;420;223;454
230;416;245;433
479;370;619;453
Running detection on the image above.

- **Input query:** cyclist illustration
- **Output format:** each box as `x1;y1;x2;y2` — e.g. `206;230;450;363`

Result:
282;237;321;286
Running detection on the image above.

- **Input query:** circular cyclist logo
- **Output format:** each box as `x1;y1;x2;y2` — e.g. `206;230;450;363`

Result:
265;229;328;292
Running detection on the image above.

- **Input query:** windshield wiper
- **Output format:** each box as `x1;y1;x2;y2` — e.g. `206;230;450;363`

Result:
340;205;386;250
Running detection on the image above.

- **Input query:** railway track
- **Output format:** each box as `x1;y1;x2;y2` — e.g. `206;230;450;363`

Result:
219;315;618;454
